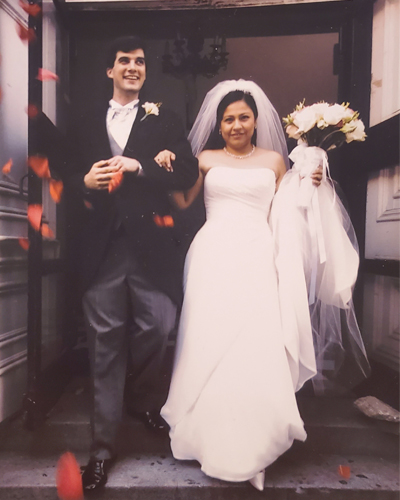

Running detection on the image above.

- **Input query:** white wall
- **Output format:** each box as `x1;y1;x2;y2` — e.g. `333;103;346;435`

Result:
0;0;29;421
0;0;65;421
0;3;28;190
363;0;400;371
365;166;400;261
370;0;400;127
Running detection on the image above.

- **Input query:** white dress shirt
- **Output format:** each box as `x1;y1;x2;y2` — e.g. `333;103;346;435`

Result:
106;99;139;152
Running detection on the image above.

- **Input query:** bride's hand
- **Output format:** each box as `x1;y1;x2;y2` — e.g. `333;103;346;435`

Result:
154;149;176;173
311;166;323;187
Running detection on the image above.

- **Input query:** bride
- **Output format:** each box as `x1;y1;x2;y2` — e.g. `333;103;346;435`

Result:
157;80;368;490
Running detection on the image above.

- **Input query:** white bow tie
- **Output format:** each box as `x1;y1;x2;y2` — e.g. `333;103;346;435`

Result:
110;107;135;121
109;100;139;120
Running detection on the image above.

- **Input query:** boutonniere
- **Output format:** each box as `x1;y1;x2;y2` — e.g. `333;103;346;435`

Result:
141;102;162;121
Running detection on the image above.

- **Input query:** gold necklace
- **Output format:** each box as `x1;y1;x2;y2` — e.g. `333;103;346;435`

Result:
223;145;255;159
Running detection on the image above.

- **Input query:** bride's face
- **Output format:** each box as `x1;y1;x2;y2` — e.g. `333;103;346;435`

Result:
220;100;256;152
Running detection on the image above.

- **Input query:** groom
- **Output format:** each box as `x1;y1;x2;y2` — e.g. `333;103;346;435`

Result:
65;36;198;491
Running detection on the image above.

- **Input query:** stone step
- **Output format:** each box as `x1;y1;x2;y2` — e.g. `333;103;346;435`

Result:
0;451;398;500
296;396;399;458
0;378;398;459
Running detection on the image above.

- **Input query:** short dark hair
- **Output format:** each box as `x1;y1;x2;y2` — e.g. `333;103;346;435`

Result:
106;36;146;69
204;90;258;150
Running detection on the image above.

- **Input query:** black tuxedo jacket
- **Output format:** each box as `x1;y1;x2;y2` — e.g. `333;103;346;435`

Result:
64;100;199;304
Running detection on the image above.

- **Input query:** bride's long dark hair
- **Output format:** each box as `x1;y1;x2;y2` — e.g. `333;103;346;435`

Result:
204;90;259;151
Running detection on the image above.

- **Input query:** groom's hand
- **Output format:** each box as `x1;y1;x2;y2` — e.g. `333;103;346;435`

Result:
154;150;176;173
107;155;141;174
84;160;119;190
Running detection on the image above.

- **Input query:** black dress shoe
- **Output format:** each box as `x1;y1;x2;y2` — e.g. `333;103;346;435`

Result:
128;409;169;434
81;459;113;492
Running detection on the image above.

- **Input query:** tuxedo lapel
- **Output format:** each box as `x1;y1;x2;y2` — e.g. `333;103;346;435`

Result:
123;101;147;156
92;105;113;159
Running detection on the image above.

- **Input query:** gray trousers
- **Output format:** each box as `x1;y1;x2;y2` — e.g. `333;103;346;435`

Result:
82;233;177;460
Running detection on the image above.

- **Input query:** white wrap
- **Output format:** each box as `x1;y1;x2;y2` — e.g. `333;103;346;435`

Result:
270;147;370;394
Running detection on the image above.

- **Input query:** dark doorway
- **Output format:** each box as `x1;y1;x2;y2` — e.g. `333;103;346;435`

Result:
26;1;374;422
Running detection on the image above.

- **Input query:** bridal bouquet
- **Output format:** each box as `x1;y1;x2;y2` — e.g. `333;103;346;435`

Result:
281;101;366;302
283;101;366;151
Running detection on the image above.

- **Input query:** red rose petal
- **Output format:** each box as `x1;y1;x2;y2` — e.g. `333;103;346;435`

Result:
108;171;123;193
27;204;42;231
56;452;83;500
18;238;30;251
49;179;63;203
153;215;164;227
26;104;39;118
37;68;59;82
41;223;54;239
163;215;174;227
16;23;36;43
2;158;13;175
83;200;93;210
28;156;51;178
338;465;351;479
19;1;42;17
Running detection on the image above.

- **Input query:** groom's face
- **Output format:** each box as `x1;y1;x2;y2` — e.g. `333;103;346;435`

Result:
107;49;146;99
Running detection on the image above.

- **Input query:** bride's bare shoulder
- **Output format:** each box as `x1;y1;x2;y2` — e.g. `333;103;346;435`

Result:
255;148;286;178
256;148;283;162
198;149;222;170
198;149;221;159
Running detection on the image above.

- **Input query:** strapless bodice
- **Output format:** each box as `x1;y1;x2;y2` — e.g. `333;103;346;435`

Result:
204;166;276;225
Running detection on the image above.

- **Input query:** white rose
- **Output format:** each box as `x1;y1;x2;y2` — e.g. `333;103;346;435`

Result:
345;119;366;142
343;107;355;119
310;102;330;117
142;102;160;116
317;118;329;129
305;103;329;129
141;102;162;122
293;106;319;133
286;124;302;139
323;103;348;126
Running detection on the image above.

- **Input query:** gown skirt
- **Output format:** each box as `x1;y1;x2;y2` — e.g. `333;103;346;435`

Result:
161;166;312;482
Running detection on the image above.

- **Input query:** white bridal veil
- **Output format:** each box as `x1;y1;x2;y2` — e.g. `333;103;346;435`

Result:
188;79;290;168
188;79;370;395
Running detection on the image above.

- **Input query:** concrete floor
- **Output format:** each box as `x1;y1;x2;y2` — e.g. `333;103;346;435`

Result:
0;377;398;499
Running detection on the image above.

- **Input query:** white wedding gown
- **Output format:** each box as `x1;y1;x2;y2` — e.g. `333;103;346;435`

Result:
161;166;315;482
